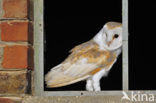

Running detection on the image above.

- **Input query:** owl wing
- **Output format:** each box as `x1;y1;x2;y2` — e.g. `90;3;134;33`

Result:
45;40;116;88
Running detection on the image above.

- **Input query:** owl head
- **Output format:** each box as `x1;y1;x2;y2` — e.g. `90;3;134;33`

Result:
94;22;122;51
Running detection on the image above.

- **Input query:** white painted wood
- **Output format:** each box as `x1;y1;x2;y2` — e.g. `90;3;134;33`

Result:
34;0;130;96
34;0;44;96
122;0;129;91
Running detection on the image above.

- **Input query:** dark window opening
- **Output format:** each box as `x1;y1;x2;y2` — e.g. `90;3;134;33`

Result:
44;1;122;91
129;0;156;90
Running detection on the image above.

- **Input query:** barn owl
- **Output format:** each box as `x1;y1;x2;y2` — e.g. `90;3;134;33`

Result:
45;22;122;91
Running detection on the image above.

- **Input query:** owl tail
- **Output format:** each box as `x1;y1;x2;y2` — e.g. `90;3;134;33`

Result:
45;64;62;83
45;64;89;88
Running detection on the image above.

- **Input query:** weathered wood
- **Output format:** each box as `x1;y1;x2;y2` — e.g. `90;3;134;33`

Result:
34;0;44;96
122;0;129;91
22;95;156;103
34;0;130;96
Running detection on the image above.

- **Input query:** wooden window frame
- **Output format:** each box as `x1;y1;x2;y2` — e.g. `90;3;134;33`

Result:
34;0;156;96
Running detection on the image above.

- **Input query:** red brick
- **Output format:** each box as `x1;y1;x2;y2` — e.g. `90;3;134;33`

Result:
0;21;28;41
0;98;14;103
0;97;22;103
2;45;28;69
2;0;28;18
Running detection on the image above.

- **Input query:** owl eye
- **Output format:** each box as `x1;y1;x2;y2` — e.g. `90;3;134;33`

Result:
113;34;119;39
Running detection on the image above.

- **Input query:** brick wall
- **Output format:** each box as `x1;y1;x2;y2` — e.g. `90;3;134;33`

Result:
0;0;32;102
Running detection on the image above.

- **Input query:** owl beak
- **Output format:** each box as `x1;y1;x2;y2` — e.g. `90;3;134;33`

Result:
107;40;113;46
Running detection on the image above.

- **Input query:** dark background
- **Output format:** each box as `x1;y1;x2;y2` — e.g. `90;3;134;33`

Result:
44;0;156;91
44;0;122;91
129;0;156;90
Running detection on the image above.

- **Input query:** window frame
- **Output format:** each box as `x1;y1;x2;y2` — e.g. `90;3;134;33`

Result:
34;0;156;96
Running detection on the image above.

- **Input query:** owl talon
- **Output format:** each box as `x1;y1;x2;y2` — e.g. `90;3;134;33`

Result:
94;85;101;91
86;86;94;91
86;79;94;91
93;81;101;91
